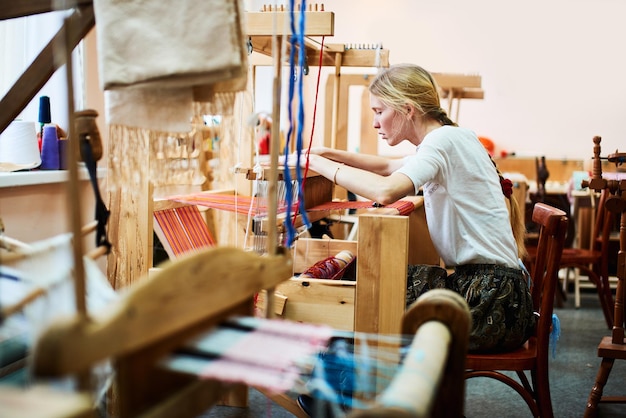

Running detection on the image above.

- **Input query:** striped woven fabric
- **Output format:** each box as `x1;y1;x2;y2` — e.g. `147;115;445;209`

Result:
167;193;293;216
153;205;216;257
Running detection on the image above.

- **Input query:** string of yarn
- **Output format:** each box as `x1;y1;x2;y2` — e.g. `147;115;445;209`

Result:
550;313;560;359
0;120;41;168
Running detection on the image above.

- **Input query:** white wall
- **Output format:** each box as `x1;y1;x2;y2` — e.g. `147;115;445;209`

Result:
1;13;66;130
6;3;624;161
246;0;626;160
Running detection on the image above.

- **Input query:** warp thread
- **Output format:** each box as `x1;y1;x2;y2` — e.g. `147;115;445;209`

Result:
0;120;41;168
40;125;60;170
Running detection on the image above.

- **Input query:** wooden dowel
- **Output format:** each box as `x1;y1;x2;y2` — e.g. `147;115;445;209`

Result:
0;235;30;252
1;287;46;320
86;245;109;261
62;15;87;318
81;220;98;236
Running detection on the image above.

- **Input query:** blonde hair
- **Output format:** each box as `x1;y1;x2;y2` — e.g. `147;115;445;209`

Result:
369;63;456;126
508;194;528;260
492;160;528;260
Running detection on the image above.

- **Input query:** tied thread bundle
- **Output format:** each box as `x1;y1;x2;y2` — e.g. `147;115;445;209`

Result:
299;250;355;280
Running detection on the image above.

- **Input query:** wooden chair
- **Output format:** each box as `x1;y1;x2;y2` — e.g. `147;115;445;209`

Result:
465;202;569;418
527;188;615;328
584;194;626;417
558;188;616;328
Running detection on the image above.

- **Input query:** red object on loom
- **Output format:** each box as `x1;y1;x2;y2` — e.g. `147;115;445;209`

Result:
166;193;416;216
299;250;355;280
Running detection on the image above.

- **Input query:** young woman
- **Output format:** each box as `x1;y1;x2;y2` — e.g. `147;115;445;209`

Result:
298;63;533;353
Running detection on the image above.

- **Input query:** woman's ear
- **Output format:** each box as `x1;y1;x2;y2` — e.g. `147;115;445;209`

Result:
405;103;415;119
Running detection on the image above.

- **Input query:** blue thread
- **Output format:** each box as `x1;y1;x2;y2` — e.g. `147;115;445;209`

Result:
295;0;310;232
0;271;21;281
550;313;560;359
283;0;310;247
282;0;298;246
518;258;532;288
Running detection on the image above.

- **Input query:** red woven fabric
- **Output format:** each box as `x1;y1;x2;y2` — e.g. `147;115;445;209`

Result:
166;193;416;216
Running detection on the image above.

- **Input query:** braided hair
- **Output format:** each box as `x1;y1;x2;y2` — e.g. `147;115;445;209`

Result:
490;155;528;260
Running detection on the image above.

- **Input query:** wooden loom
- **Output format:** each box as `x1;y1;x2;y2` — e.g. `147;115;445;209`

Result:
264;196;440;334
0;3;469;417
244;6;440;333
157;165;440;335
0;244;472;418
146;6;439;335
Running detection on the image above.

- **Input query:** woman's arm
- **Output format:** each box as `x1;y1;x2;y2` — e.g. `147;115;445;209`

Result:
309;147;405;176
306;153;415;205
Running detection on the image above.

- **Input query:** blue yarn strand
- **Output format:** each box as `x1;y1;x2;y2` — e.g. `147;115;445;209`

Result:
550;313;561;359
295;0;311;231
282;0;298;247
282;0;310;247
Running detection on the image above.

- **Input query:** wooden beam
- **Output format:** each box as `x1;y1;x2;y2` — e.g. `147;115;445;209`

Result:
432;73;482;89
310;47;390;68
245;10;334;37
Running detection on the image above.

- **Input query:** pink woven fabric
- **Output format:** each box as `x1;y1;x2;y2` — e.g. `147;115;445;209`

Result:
198;319;333;393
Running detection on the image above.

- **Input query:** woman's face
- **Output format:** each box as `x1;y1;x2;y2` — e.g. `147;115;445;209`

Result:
370;95;410;146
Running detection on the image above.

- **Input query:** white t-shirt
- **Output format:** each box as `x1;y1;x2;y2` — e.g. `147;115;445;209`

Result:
396;125;519;268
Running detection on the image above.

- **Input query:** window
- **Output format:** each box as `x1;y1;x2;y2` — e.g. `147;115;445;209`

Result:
1;10;85;131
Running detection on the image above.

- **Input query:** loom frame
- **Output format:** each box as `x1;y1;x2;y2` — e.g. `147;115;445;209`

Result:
257;195;440;335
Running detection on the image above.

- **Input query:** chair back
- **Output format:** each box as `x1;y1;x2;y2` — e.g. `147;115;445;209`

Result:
528;203;569;347
592;189;616;269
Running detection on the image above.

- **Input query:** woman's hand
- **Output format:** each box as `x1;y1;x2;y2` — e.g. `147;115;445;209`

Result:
278;152;313;168
307;146;329;156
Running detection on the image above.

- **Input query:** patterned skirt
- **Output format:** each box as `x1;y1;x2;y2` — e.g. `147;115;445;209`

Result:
406;264;535;353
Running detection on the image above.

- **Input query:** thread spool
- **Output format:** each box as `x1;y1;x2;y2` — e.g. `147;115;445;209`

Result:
58;138;69;170
40;125;60;170
0;120;41;170
38;96;52;125
299;250;355;279
38;96;51;151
